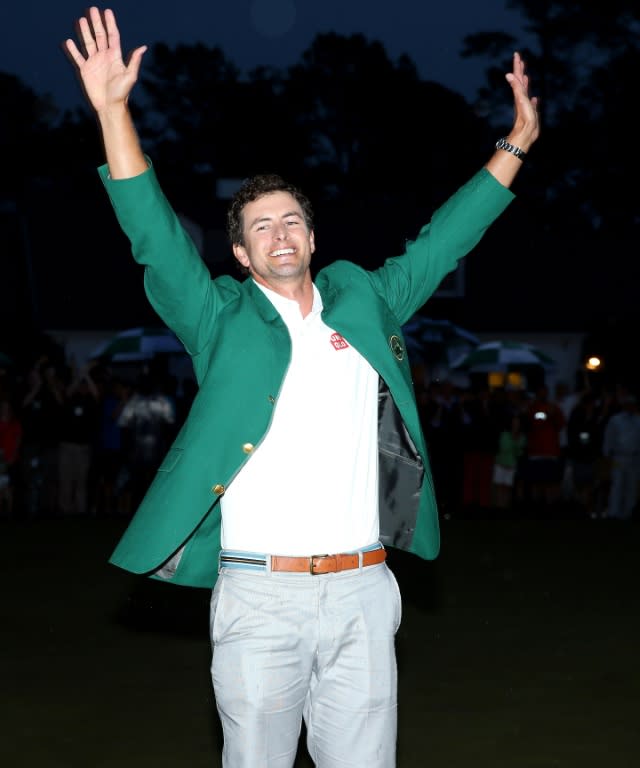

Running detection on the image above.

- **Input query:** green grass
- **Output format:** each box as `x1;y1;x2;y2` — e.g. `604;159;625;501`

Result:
2;516;638;767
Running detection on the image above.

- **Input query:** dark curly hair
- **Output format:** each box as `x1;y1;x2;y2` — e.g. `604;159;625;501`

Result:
226;174;315;247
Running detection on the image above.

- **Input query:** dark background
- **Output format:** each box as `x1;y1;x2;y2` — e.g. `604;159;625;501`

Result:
1;1;639;386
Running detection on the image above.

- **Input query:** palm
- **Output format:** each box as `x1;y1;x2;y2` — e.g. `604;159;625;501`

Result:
80;50;133;109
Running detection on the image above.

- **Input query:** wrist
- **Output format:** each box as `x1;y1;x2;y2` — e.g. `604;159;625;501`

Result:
506;130;536;153
96;101;131;123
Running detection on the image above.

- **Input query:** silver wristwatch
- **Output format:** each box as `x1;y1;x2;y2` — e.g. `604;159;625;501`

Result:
495;137;527;160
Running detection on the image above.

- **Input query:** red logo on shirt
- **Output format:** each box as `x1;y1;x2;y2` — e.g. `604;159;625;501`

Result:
330;332;350;350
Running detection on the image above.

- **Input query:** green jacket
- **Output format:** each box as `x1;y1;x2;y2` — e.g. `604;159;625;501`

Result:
100;164;513;588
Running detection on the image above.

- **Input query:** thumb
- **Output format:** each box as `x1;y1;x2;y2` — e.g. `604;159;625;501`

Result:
126;45;148;77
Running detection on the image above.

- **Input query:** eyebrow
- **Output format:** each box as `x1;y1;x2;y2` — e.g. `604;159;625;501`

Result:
249;211;304;229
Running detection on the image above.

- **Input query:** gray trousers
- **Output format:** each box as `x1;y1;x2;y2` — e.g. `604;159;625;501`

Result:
210;561;402;767
58;441;92;516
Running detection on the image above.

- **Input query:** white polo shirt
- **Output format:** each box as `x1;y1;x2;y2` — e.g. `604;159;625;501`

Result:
220;282;380;555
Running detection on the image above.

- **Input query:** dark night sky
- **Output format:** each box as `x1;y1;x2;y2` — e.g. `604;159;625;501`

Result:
2;0;530;110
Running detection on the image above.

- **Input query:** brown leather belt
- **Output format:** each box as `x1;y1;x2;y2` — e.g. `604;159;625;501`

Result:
271;548;386;575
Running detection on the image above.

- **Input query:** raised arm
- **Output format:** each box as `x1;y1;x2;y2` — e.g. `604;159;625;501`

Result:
485;51;540;188
64;6;148;179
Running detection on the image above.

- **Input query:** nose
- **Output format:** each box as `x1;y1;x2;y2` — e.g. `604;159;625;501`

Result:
273;223;288;240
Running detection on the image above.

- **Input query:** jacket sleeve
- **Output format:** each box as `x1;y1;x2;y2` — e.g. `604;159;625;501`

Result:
98;163;227;355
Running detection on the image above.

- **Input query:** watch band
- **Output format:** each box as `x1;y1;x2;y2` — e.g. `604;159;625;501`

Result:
495;137;527;160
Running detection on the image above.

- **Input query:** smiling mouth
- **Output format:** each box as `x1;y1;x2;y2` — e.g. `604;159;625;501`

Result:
271;248;295;257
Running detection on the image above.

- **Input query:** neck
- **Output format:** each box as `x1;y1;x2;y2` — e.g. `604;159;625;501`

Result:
253;273;315;317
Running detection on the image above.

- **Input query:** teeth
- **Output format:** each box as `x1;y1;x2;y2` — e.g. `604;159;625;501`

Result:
272;248;295;256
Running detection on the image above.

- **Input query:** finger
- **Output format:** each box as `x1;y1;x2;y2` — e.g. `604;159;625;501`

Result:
78;16;97;54
126;45;148;77
513;51;522;76
89;6;109;52
64;38;86;67
505;73;522;90
103;8;122;52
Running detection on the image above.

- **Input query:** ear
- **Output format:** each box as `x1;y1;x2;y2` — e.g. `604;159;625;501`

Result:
233;243;250;269
309;230;316;255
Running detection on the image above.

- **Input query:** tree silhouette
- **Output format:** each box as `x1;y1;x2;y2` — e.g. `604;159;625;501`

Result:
461;0;640;240
458;0;640;379
282;33;490;268
4;13;638;363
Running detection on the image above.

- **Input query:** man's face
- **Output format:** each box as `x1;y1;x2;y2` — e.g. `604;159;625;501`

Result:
232;191;315;290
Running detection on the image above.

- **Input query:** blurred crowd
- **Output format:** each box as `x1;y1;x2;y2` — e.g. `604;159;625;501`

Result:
0;349;196;521
1;344;639;523
417;377;640;521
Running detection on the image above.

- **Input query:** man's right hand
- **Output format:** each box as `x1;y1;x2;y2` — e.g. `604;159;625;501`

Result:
64;6;147;114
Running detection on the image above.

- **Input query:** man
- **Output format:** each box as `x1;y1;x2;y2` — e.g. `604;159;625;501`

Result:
117;371;175;510
65;7;539;767
602;394;640;520
57;361;100;516
523;384;566;509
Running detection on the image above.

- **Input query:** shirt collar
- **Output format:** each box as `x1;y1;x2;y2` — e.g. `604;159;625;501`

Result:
253;280;323;325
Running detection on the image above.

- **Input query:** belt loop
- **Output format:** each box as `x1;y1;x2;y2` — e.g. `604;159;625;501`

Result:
358;549;364;571
265;553;273;575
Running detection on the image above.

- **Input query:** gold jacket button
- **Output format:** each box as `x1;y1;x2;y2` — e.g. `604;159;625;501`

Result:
212;484;225;495
242;443;254;454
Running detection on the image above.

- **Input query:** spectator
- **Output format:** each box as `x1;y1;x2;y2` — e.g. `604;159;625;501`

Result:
566;391;606;518
93;375;129;517
523;385;566;510
602;394;640;520
421;379;465;518
57;362;100;516
461;387;504;511
19;356;64;518
118;372;175;510
492;412;527;510
0;398;23;518
553;380;583;501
